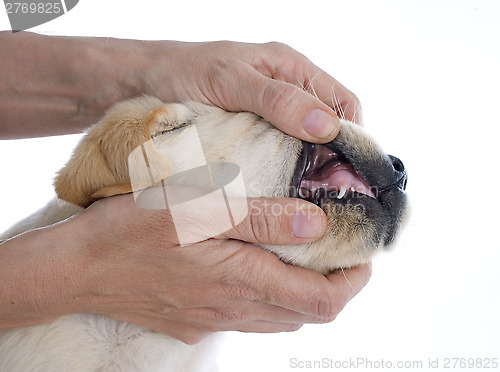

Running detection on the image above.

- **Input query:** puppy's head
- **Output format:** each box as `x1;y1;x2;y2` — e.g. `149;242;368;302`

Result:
55;97;408;274
274;121;408;272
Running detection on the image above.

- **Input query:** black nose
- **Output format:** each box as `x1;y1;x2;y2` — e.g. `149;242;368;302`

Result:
389;155;407;191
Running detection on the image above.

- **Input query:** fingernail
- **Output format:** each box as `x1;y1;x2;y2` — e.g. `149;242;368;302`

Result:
303;109;339;139
291;208;325;239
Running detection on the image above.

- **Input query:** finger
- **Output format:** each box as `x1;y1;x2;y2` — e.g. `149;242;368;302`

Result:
245;70;341;143
249;261;372;320
232;321;303;334
168;241;367;325
276;64;364;127
140;187;327;246
144;318;214;346
302;69;364;126
218;197;327;245
167;306;306;332
255;42;364;126
118;310;301;343
173;240;368;322
208;59;340;143
325;262;372;303
166;297;332;330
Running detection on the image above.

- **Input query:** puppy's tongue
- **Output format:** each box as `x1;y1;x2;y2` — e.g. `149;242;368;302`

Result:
300;160;376;199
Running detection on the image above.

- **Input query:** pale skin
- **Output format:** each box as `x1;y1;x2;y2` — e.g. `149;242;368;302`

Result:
0;31;370;345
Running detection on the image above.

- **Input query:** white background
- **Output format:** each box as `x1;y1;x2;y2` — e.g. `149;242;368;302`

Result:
1;1;499;371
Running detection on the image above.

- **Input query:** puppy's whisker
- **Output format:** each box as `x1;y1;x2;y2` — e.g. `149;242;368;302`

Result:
307;70;323;100
331;84;345;120
330;85;336;114
329;83;335;106
296;77;306;91
351;101;362;124
354;245;364;259
300;73;319;101
343;94;359;123
340;267;354;290
309;81;319;100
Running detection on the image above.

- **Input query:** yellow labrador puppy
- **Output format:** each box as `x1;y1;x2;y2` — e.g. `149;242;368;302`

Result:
0;96;408;372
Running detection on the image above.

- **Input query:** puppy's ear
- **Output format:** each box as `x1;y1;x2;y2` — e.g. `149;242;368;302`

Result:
55;96;177;207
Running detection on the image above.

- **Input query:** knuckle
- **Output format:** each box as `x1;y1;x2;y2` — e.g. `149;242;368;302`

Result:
286;324;304;332
317;314;337;324
350;93;362;109
208;57;234;77
350;264;372;295
345;91;362;110
262;83;302;117
353;92;361;105
315;290;347;321
249;208;279;243
264;41;292;52
362;264;373;284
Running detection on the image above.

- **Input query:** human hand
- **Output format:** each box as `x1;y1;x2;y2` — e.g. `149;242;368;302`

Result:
65;190;371;345
133;40;363;142
1;34;362;139
0;34;370;344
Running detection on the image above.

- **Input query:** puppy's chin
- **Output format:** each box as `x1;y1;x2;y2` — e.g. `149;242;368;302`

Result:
259;200;379;275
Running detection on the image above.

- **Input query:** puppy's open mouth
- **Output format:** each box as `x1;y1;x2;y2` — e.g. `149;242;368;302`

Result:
291;142;376;207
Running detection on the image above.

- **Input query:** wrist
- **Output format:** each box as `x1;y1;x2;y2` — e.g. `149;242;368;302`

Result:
130;39;191;102
0;220;87;329
74;37;188;119
68;36;144;126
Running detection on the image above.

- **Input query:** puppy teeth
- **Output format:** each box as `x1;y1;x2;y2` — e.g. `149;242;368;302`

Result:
337;185;347;199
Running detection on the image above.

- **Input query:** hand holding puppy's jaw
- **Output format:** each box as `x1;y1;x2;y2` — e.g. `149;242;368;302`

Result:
132;185;327;246
217;197;328;244
65;193;368;344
